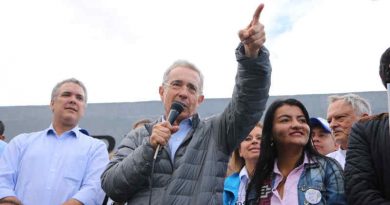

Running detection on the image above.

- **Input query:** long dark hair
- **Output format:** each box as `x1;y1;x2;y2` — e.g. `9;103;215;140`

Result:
246;98;321;203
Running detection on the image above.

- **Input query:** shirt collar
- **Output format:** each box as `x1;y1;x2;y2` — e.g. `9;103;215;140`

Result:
161;115;193;126
338;148;347;156
273;152;310;174
239;166;250;183
46;124;80;138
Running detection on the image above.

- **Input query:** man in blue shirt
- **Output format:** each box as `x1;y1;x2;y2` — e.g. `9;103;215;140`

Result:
0;140;6;156
0;78;109;205
0;120;7;155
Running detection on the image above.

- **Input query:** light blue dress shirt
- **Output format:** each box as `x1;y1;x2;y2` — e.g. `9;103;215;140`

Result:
0;140;7;156
167;118;192;161
0;125;109;205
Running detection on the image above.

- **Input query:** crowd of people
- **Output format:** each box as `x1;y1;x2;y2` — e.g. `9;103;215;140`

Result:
0;3;390;205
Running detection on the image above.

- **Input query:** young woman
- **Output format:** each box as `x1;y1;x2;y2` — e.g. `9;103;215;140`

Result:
224;123;263;205
246;99;346;205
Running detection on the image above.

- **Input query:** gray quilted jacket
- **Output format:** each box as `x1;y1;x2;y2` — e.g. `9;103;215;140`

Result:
101;44;271;205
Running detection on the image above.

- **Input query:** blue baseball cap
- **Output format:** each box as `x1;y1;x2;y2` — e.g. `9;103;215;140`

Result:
310;117;331;133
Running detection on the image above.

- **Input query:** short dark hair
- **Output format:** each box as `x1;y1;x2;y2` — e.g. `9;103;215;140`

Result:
379;47;390;88
0;120;4;135
381;47;390;67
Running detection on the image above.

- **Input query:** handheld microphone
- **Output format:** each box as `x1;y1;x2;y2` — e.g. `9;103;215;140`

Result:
153;101;185;159
149;101;185;205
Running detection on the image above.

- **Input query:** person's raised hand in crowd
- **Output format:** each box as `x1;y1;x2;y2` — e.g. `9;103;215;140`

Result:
239;3;266;58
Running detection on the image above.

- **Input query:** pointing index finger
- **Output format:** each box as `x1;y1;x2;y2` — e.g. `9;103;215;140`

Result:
251;3;264;26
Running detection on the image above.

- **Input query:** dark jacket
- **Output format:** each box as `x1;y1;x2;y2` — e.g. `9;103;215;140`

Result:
101;44;272;205
345;113;390;204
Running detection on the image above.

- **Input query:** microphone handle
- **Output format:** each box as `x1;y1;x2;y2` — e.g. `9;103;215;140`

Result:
153;144;161;160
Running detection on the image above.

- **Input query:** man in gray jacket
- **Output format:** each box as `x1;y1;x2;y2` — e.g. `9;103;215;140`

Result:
101;3;271;204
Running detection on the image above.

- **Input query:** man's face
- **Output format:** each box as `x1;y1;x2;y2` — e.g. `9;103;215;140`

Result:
326;100;358;149
50;82;86;128
311;127;337;155
159;66;204;123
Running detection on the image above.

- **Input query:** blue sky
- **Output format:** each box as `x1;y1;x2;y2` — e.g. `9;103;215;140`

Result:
1;0;389;106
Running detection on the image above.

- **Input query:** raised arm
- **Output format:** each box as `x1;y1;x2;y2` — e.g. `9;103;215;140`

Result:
218;3;271;154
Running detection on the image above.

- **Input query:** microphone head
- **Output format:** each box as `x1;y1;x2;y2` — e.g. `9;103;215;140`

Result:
170;101;185;114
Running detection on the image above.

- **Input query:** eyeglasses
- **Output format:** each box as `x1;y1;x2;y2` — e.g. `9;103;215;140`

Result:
164;81;199;95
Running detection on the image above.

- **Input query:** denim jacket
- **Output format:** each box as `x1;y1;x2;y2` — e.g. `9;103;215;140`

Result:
246;154;346;205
